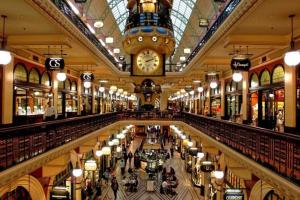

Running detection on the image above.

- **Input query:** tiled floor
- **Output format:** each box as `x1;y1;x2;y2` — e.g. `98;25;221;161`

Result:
101;137;203;200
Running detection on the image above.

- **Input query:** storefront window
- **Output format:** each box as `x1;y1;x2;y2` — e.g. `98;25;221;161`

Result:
41;72;51;86
65;79;71;91
14;64;28;82
226;83;231;93
272;65;284;83
71;81;77;91
15;87;27;115
29;68;40;84
260;70;271;86
250;73;259;88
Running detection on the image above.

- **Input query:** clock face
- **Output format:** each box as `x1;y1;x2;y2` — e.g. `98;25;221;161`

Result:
136;49;160;73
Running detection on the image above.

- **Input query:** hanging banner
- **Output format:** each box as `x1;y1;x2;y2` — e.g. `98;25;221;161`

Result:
224;189;244;200
230;58;251;71
80;72;94;82
45;58;65;71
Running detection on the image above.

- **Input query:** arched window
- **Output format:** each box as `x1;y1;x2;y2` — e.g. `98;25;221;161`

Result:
272;65;284;83
14;64;28;82
65;79;71;90
231;81;236;92
41;72;51;86
260;70;271;86
71;81;77;91
250;73;259;88
29;68;40;84
226;82;231;92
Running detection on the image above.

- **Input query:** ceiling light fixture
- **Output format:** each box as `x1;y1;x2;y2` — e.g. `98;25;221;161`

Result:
99;86;105;92
180;56;186;62
94;20;104;28
0;15;12;65
113;48;120;54
83;81;91;88
232;71;243;82
284;14;300;66
184;48;191;54
210;81;218;89
56;71;67;82
105;37;114;44
197;86;204;93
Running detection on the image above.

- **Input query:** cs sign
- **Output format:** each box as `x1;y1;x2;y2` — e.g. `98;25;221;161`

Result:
81;72;94;82
45;58;65;71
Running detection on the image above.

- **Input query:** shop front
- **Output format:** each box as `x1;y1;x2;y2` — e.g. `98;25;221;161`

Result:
225;80;242;122
50;162;74;200
81;87;92;115
13;61;52;124
248;63;285;131
57;78;78;119
210;86;221;118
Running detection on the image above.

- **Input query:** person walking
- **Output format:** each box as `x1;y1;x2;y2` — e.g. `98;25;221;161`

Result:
123;151;128;167
170;144;174;158
120;158;126;175
127;151;133;167
111;176;119;200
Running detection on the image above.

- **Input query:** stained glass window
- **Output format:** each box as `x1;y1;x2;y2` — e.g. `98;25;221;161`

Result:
29;68;40;84
14;64;27;82
260;70;271;86
250;73;259;88
272;65;284;83
41;72;51;86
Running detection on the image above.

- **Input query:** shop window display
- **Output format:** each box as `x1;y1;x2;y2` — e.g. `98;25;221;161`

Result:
210;87;221;118
225;80;242;122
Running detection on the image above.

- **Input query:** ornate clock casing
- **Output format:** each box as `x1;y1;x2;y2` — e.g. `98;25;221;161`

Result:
131;48;165;76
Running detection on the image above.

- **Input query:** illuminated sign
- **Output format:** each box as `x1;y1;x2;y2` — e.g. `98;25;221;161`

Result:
231;58;251;71
80;72;94;82
45;58;64;71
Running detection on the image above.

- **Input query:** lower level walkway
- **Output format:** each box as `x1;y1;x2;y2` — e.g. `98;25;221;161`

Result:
100;136;203;200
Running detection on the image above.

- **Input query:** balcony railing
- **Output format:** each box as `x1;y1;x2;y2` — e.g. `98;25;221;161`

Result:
0;112;117;171
0;111;299;187
182;112;300;186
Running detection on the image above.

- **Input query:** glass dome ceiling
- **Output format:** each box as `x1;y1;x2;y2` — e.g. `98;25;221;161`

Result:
106;0;197;46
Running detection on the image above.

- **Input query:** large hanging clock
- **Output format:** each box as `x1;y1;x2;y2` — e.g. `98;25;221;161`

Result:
131;48;165;76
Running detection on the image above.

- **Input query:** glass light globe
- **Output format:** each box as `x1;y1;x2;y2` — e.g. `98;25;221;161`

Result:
0;50;12;65
213;170;224;179
72;168;83;177
197;152;205;159
109;90;113;95
232;71;243;82
108;140;114;146
284;50;300;66
210;81;218;89
116;146;122;152
99;86;105;92
56;71;66;82
189;91;195;95
96;150;103;157
197;86;204;93
188;141;193;147
94;20;104;28
113;138;119;145
181;135;186;140
83;81;91;88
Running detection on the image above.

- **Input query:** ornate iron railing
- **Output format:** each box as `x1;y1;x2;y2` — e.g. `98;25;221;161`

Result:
182;112;300;186
1;110;299;187
0;112;117;170
186;0;241;65
51;0;118;68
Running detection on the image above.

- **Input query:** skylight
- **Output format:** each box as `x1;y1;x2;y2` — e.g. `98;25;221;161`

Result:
171;0;197;46
106;0;197;44
106;0;129;33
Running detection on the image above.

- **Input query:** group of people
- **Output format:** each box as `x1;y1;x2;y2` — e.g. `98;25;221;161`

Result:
161;167;178;196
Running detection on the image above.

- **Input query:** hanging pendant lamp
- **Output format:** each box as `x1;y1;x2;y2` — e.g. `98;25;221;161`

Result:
284;15;300;66
0;15;12;65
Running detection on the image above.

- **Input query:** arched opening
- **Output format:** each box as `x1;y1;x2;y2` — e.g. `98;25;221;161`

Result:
29;68;40;84
14;64;28;82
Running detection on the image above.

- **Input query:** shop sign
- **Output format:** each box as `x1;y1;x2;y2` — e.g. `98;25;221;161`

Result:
84;160;97;171
230;58;251;71
80;72;94;82
224;189;244;200
45;58;65;71
200;161;215;172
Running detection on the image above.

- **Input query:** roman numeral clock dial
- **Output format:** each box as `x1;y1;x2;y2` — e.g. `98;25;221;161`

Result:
136;49;160;74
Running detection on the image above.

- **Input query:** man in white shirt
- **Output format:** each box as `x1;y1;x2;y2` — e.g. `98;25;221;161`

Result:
44;101;57;121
